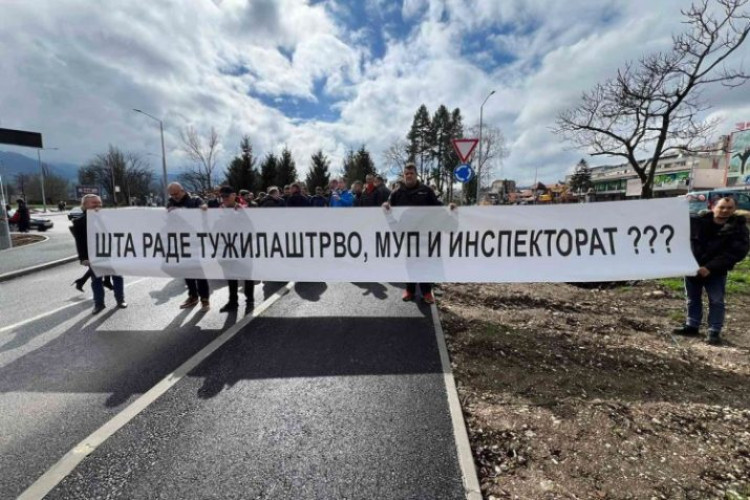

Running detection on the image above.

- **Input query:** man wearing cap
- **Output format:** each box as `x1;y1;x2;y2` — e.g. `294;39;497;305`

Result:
215;186;256;313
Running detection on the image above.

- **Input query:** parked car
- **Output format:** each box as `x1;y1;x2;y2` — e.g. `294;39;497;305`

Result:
6;209;54;231
67;207;84;221
686;188;750;215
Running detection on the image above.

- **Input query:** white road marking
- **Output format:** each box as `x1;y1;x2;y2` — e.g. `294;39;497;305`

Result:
18;281;295;500
430;302;482;500
0;278;148;334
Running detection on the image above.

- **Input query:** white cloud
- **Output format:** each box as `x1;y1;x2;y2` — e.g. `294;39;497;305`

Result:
0;0;748;190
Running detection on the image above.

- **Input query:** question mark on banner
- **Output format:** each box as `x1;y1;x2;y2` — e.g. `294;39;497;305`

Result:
660;225;675;253
628;226;641;254
643;226;658;253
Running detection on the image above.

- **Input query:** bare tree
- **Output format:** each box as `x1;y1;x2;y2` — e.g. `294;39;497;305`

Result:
179;126;221;193
468;124;510;185
79;146;154;205
383;139;410;175
555;0;750;198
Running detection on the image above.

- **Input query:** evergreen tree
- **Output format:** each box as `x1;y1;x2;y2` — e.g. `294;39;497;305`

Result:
224;135;257;192
259;153;278;190
430;105;458;197
406;105;433;180
569;158;592;195
342;145;376;185
275;147;298;188
305;150;331;192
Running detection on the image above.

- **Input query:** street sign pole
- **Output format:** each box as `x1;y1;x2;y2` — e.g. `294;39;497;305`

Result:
0;172;11;250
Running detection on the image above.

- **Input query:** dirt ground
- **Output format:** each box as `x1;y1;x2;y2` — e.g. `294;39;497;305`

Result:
439;279;750;500
10;233;45;247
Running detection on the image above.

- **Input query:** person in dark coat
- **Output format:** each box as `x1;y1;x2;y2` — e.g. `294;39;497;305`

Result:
310;186;328;207
167;182;211;312
16;199;31;233
259;186;286;208
673;196;749;344
212;186;256;314
382;162;454;304
71;194;126;314
285;183;310;207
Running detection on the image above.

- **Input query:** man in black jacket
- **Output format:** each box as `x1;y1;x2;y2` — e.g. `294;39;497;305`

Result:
383;162;454;304
167;182;211;312
71;194;126;315
673;196;749;344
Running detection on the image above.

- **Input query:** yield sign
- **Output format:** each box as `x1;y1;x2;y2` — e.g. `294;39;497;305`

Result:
451;138;479;163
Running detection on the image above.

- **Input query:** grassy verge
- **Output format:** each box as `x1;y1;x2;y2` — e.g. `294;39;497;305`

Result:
657;256;750;295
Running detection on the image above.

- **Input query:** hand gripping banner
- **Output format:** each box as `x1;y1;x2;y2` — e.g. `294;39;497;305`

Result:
88;198;697;283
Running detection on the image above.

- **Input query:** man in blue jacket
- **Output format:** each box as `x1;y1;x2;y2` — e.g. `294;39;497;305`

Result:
673;196;749;344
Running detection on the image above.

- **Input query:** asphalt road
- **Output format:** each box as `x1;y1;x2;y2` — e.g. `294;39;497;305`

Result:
0;264;466;499
0;212;77;276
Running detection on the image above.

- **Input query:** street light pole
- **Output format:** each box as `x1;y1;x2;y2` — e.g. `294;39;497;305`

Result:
36;147;59;213
476;90;496;205
133;108;169;205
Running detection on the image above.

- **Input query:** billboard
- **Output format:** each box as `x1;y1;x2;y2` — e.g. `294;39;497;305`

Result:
727;129;750;186
0;128;43;148
75;185;100;198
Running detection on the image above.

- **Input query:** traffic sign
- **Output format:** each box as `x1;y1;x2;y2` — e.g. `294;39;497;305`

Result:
451;138;479;163
454;163;474;183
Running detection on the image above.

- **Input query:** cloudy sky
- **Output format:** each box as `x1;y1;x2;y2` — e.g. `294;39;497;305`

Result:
1;0;748;185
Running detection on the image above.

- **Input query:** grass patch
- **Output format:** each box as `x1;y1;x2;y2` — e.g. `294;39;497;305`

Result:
658;277;684;293
656;257;750;295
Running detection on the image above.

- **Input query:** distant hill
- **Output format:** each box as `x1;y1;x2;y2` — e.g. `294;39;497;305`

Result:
0;150;80;182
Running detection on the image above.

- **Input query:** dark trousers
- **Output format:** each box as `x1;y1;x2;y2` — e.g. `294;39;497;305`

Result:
92;274;124;306
228;280;255;304
186;279;210;300
685;274;727;333
406;283;433;295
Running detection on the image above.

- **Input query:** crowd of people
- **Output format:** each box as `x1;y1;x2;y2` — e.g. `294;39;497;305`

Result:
68;164;749;347
71;163;446;315
190;174;395;210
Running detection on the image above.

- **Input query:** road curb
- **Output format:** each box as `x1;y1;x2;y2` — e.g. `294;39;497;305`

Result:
0;255;78;283
431;303;482;500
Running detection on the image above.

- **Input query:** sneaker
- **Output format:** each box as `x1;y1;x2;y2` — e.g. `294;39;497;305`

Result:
180;296;199;309
422;292;435;304
219;302;238;313
200;299;210;312
706;331;721;345
116;302;128;309
402;290;414;301
92;304;106;315
672;325;699;336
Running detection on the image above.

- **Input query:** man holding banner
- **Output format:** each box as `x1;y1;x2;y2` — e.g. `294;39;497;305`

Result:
71;194;126;314
167;182;211;312
673;196;749;345
383;162;453;304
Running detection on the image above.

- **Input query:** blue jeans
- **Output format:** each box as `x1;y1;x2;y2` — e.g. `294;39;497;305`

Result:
685;274;726;333
92;273;124;307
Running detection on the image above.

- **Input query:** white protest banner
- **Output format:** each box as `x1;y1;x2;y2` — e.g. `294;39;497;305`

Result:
88;198;697;283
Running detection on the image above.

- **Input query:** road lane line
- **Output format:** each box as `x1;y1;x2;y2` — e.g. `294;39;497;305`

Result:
18;281;295;500
0;278;148;334
430;303;482;500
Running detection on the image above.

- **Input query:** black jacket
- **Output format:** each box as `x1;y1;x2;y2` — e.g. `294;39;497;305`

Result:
259;196;286;208
286;193;310;207
70;211;89;262
690;212;749;275
388;182;441;207
167;193;203;209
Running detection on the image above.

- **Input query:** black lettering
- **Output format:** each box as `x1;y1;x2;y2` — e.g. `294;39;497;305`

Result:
556;230;572;257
